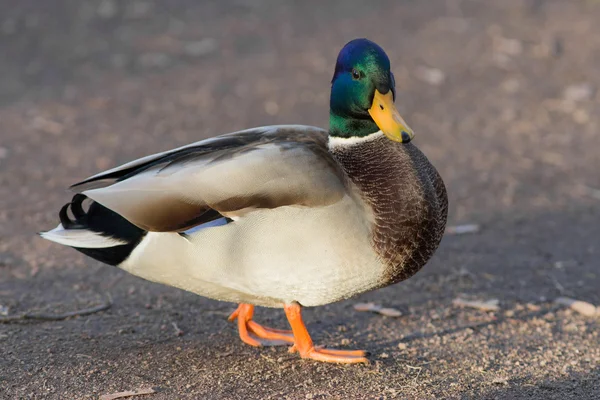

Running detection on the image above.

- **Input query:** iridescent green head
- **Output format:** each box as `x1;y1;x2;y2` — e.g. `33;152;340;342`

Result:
329;38;413;142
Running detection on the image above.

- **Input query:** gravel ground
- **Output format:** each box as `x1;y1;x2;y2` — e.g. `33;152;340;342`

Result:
1;1;599;399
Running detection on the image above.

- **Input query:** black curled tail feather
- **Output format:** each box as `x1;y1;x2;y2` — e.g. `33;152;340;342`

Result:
59;194;88;229
61;194;147;266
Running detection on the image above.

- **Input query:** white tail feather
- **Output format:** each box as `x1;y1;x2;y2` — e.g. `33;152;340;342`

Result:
40;224;127;248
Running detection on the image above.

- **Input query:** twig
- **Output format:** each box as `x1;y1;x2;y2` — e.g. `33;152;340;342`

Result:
0;299;112;324
550;275;567;295
100;388;155;400
445;224;480;235
397;364;424;388
171;322;184;336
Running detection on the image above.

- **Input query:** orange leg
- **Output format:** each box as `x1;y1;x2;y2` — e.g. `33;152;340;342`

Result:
284;302;369;364
228;303;294;347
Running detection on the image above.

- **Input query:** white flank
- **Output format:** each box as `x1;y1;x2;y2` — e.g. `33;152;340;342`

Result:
40;224;127;248
327;130;384;150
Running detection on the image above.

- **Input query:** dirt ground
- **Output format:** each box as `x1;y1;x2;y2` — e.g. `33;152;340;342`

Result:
1;1;599;399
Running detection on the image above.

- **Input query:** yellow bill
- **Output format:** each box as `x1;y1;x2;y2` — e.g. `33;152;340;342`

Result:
368;89;414;143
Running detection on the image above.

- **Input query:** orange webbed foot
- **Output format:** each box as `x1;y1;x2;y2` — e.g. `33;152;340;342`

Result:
228;303;294;347
284;302;369;364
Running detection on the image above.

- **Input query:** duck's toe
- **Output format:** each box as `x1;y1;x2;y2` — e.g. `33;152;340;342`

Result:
229;303;294;347
289;345;369;364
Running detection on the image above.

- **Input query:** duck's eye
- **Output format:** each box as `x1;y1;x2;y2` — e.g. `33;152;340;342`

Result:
351;68;360;80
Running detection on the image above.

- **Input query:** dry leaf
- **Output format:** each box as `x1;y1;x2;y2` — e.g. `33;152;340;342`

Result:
378;308;403;317
353;302;380;312
453;297;500;311
555;297;597;317
492;377;509;385
353;303;402;317
99;387;155;400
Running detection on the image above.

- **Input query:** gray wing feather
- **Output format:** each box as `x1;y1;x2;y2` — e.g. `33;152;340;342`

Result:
76;125;346;231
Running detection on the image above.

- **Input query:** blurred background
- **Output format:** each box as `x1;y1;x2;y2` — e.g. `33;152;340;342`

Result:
1;1;599;399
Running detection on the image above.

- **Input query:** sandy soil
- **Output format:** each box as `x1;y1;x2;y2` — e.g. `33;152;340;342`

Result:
1;1;599;399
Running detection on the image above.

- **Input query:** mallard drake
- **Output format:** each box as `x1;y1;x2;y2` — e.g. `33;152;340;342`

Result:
41;38;447;363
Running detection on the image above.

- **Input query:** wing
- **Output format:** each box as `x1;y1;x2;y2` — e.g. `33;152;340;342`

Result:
72;125;347;232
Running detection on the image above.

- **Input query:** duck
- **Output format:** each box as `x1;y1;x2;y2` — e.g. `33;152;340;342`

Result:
41;38;448;364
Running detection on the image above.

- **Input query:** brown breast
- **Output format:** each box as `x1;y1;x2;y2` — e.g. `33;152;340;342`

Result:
330;135;448;285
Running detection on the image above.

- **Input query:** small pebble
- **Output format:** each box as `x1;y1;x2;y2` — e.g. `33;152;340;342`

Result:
184;39;218;57
139;53;171;68
1;19;17;35
554;260;577;269
563;83;593;102
501;78;520;93
32;116;64;135
127;1;152;18
97;0;117;19
110;54;129;69
415;66;445;86
573;109;590;124
264;101;279;116
583;186;600;201
495;37;523;56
